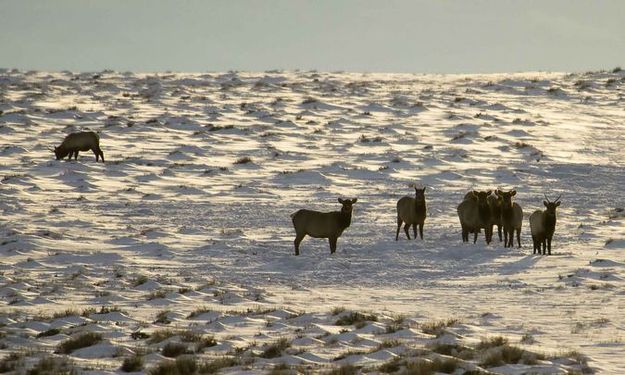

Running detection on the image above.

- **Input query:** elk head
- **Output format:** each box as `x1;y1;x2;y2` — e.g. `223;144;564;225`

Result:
543;194;561;214
338;198;358;214
414;186;426;203
497;189;516;209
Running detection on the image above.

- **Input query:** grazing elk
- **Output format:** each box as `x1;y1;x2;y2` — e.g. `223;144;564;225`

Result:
457;190;493;244
291;198;358;255
54;131;104;162
488;192;503;242
396;186;427;241
497;189;523;248
529;194;561;255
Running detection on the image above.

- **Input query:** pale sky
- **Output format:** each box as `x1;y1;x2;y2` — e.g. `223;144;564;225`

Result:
1;0;624;73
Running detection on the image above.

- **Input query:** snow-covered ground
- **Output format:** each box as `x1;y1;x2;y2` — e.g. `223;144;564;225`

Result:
1;68;624;373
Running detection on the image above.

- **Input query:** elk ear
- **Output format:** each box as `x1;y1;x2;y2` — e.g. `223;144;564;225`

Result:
422;187;426;192
351;198;358;203
495;189;502;197
511;190;516;196
472;190;478;196
338;198;344;204
486;190;492;196
543;201;548;207
555;201;560;207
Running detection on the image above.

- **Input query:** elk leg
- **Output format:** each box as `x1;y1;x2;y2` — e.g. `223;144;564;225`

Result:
413;223;417;240
404;223;411;240
473;231;478;244
66;151;73;160
498;225;502;242
547;237;552;255
461;226;468;242
294;234;305;256
329;237;337;254
542;240;547;255
419;224;424;240
395;218;402;241
74;151;79;160
516;229;521;248
93;148;99;162
503;229;509;248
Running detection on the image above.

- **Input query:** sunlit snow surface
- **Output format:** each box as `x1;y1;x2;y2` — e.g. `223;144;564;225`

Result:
1;69;624;373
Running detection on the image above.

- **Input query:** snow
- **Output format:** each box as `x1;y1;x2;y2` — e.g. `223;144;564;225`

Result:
1;69;624;373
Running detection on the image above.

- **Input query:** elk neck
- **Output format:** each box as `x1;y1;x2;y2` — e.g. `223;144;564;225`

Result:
478;201;490;223
501;201;514;220
414;198;426;212
338;207;353;228
543;210;557;233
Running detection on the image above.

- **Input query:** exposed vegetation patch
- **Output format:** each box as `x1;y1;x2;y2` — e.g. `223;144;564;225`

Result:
121;354;144;372
405;357;460;374
234;156;253;165
420;318;460;336
147;329;178;344
199;357;240;373
155;310;172;324
476;336;545;367
187;307;213;319
0;352;23;373
162;342;189;358
335;312;378;326
36;328;61;338
147;289;168;300
325;363;360;375
149;356;197;375
56;332;102;354
259;337;291;359
28;356;78;375
330;306;346;316
133;275;149;286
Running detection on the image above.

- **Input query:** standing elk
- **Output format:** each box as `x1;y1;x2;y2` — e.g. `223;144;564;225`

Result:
291;198;358;255
53;131;104;162
529;194;561;255
396;186;427;241
458;190;493;244
488;192;503;242
497;189;523;248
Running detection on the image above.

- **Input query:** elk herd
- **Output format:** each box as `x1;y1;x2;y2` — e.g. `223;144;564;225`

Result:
52;132;562;258
290;187;562;256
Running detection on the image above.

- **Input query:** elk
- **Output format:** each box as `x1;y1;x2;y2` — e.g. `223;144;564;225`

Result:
497;189;523;248
396;186;427;241
488;192;503;242
457;190;493;244
53;131;104;162
291;198;358;255
529;194;561;255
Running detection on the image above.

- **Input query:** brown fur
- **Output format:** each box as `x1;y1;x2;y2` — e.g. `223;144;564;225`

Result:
530;195;561;255
497;189;523;248
54;131;104;162
488;193;503;242
457;190;493;244
396;187;427;241
291;198;357;255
